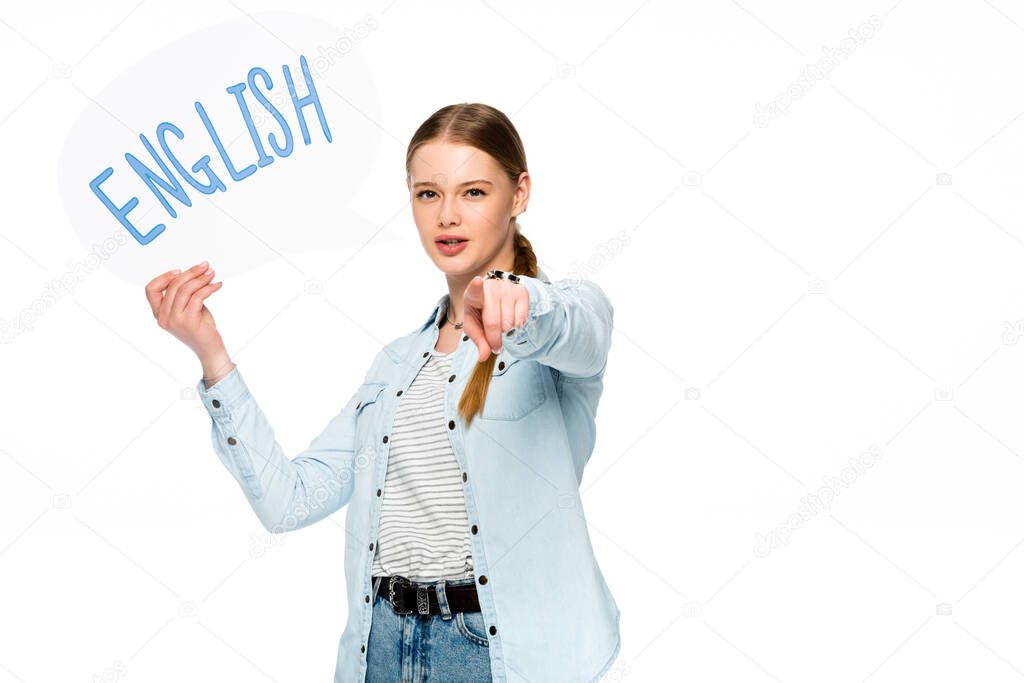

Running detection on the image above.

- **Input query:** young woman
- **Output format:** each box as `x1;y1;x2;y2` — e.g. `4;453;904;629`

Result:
145;103;620;682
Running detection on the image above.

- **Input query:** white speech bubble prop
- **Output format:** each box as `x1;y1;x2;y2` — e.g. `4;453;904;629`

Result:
58;11;390;285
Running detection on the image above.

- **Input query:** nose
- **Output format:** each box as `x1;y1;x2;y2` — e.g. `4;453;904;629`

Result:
437;195;460;227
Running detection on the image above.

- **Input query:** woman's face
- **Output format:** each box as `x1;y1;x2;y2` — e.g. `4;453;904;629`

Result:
407;141;529;277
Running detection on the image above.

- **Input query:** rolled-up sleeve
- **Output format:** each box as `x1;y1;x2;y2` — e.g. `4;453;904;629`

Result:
502;275;614;379
196;365;361;533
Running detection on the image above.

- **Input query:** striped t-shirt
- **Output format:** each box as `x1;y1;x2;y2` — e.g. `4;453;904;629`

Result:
370;347;474;582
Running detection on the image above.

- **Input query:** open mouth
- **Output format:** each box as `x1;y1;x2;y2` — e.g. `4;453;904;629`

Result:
436;237;469;255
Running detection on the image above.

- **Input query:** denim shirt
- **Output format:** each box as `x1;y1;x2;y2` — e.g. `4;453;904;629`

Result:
195;269;621;682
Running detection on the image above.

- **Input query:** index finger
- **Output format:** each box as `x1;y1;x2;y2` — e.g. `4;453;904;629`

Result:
145;269;181;316
482;278;504;354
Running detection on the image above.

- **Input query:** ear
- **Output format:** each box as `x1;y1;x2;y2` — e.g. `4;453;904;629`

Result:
513;171;531;215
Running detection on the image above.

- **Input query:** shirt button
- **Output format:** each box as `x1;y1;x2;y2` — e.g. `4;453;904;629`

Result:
361;644;366;653
462;472;467;482
471;524;478;534
211;399;221;408
448;374;455;383
448;420;455;430
462;334;468;342
377;489;382;497
498;361;505;371
227;437;237;445
397;390;403;396
423;351;429;357
478;575;488;585
365;595;370;603
382;435;388;443
369;543;374;550
489;625;497;635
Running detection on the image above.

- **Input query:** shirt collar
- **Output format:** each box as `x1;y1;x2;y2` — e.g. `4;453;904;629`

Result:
416;267;549;334
417;291;451;334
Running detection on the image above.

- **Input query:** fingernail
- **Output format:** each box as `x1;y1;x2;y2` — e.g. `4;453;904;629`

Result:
491;347;499;355
197;260;208;267
171;269;181;275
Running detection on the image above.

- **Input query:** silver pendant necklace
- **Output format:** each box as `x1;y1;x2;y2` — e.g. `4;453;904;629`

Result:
444;303;463;329
446;311;466;329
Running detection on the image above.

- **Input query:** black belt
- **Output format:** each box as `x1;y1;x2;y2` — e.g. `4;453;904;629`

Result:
373;575;481;616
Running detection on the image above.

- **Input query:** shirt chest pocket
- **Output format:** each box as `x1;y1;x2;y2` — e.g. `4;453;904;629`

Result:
355;381;387;447
479;355;546;421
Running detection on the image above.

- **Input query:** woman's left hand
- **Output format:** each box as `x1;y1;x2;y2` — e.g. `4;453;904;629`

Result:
463;275;529;362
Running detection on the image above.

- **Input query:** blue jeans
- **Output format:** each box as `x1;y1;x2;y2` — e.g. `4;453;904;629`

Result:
366;575;493;682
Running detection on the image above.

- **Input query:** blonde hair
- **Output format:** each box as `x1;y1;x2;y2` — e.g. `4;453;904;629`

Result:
406;103;538;427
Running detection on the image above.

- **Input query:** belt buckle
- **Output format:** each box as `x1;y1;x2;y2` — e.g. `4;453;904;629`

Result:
416;585;430;615
388;576;414;615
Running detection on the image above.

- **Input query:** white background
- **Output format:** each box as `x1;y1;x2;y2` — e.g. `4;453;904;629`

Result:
1;1;1023;681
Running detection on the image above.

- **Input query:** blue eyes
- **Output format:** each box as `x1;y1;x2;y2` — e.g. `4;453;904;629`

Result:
416;188;486;200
